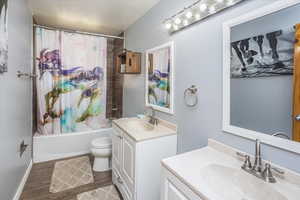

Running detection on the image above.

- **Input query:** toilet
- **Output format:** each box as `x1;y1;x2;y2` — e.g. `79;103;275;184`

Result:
91;136;112;172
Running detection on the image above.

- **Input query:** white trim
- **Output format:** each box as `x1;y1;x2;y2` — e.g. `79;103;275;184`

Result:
34;127;112;138
13;160;33;200
145;41;175;115
222;0;300;154
33;150;90;163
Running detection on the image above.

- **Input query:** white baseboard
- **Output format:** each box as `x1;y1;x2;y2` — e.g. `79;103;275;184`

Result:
13;160;33;200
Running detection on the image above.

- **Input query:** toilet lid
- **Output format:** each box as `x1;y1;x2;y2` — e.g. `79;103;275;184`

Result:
91;137;112;149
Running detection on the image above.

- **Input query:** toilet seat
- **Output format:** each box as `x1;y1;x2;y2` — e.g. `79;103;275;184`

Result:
91;137;112;149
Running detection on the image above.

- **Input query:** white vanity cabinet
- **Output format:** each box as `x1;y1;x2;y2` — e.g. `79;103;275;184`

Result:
161;166;203;200
112;118;177;200
112;126;135;200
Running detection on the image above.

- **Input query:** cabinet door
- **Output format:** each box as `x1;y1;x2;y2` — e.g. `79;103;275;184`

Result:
126;52;141;73
121;134;135;193
165;180;189;200
112;130;122;172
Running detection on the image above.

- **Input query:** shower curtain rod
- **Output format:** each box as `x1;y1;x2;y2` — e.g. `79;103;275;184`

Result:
33;24;124;40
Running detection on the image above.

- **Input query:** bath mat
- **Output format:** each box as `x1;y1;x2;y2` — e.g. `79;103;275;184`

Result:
77;185;121;200
49;156;94;193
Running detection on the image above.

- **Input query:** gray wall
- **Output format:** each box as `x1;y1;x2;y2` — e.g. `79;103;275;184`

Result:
0;0;33;199
231;77;293;137
230;4;300;138
124;0;300;173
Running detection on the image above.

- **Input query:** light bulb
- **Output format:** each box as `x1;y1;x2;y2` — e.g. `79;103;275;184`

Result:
183;19;189;26
165;22;172;29
209;6;216;14
173;24;179;30
195;13;201;20
174;17;182;25
185;11;193;19
199;4;207;12
226;0;235;6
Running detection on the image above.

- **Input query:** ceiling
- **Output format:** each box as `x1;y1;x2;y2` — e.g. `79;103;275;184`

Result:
27;0;161;36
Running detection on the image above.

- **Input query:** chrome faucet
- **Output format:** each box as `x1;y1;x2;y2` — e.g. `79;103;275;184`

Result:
252;139;263;174
147;107;159;126
238;139;285;183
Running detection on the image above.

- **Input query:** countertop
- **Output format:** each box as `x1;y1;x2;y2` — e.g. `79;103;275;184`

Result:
162;139;300;200
112;117;177;142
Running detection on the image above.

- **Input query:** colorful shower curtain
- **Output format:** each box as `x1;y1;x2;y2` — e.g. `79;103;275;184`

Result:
35;27;108;135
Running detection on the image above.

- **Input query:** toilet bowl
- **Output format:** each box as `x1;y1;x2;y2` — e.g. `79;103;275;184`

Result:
91;136;112;172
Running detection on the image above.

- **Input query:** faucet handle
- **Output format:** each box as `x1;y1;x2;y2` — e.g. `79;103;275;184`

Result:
241;155;252;171
236;152;246;158
236;152;252;170
271;166;285;175
262;163;276;183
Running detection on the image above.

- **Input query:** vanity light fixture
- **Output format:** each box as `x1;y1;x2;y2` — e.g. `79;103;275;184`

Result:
195;13;201;20
227;0;235;6
174;17;182;25
165;22;172;29
163;0;245;33
173;24;179;31
183;19;189;26
209;5;216;14
185;10;193;19
199;3;208;12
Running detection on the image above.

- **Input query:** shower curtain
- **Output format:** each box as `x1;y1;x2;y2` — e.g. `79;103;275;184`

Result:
35;27;108;135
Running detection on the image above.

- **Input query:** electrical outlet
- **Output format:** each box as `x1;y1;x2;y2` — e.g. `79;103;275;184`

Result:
19;140;28;157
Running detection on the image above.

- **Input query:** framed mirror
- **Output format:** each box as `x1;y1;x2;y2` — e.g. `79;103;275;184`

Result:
223;0;300;153
145;41;174;114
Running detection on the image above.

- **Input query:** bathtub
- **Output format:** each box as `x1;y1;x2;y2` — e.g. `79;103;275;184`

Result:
33;128;113;163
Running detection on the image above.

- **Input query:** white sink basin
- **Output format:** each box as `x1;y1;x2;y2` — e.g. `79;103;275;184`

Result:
200;164;288;200
125;119;155;131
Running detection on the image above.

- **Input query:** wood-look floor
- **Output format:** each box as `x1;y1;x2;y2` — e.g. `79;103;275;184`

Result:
20;155;123;200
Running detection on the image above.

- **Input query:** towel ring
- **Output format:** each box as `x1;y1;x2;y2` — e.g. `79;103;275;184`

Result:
184;85;198;107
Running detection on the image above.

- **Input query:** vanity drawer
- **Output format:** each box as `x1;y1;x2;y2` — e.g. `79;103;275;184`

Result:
113;168;133;200
161;167;203;200
120;133;135;196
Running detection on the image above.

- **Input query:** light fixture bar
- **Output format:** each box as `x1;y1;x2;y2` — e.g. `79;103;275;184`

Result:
163;0;245;33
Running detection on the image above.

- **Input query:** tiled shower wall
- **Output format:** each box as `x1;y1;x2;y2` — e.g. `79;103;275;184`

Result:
106;37;124;119
112;37;124;118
